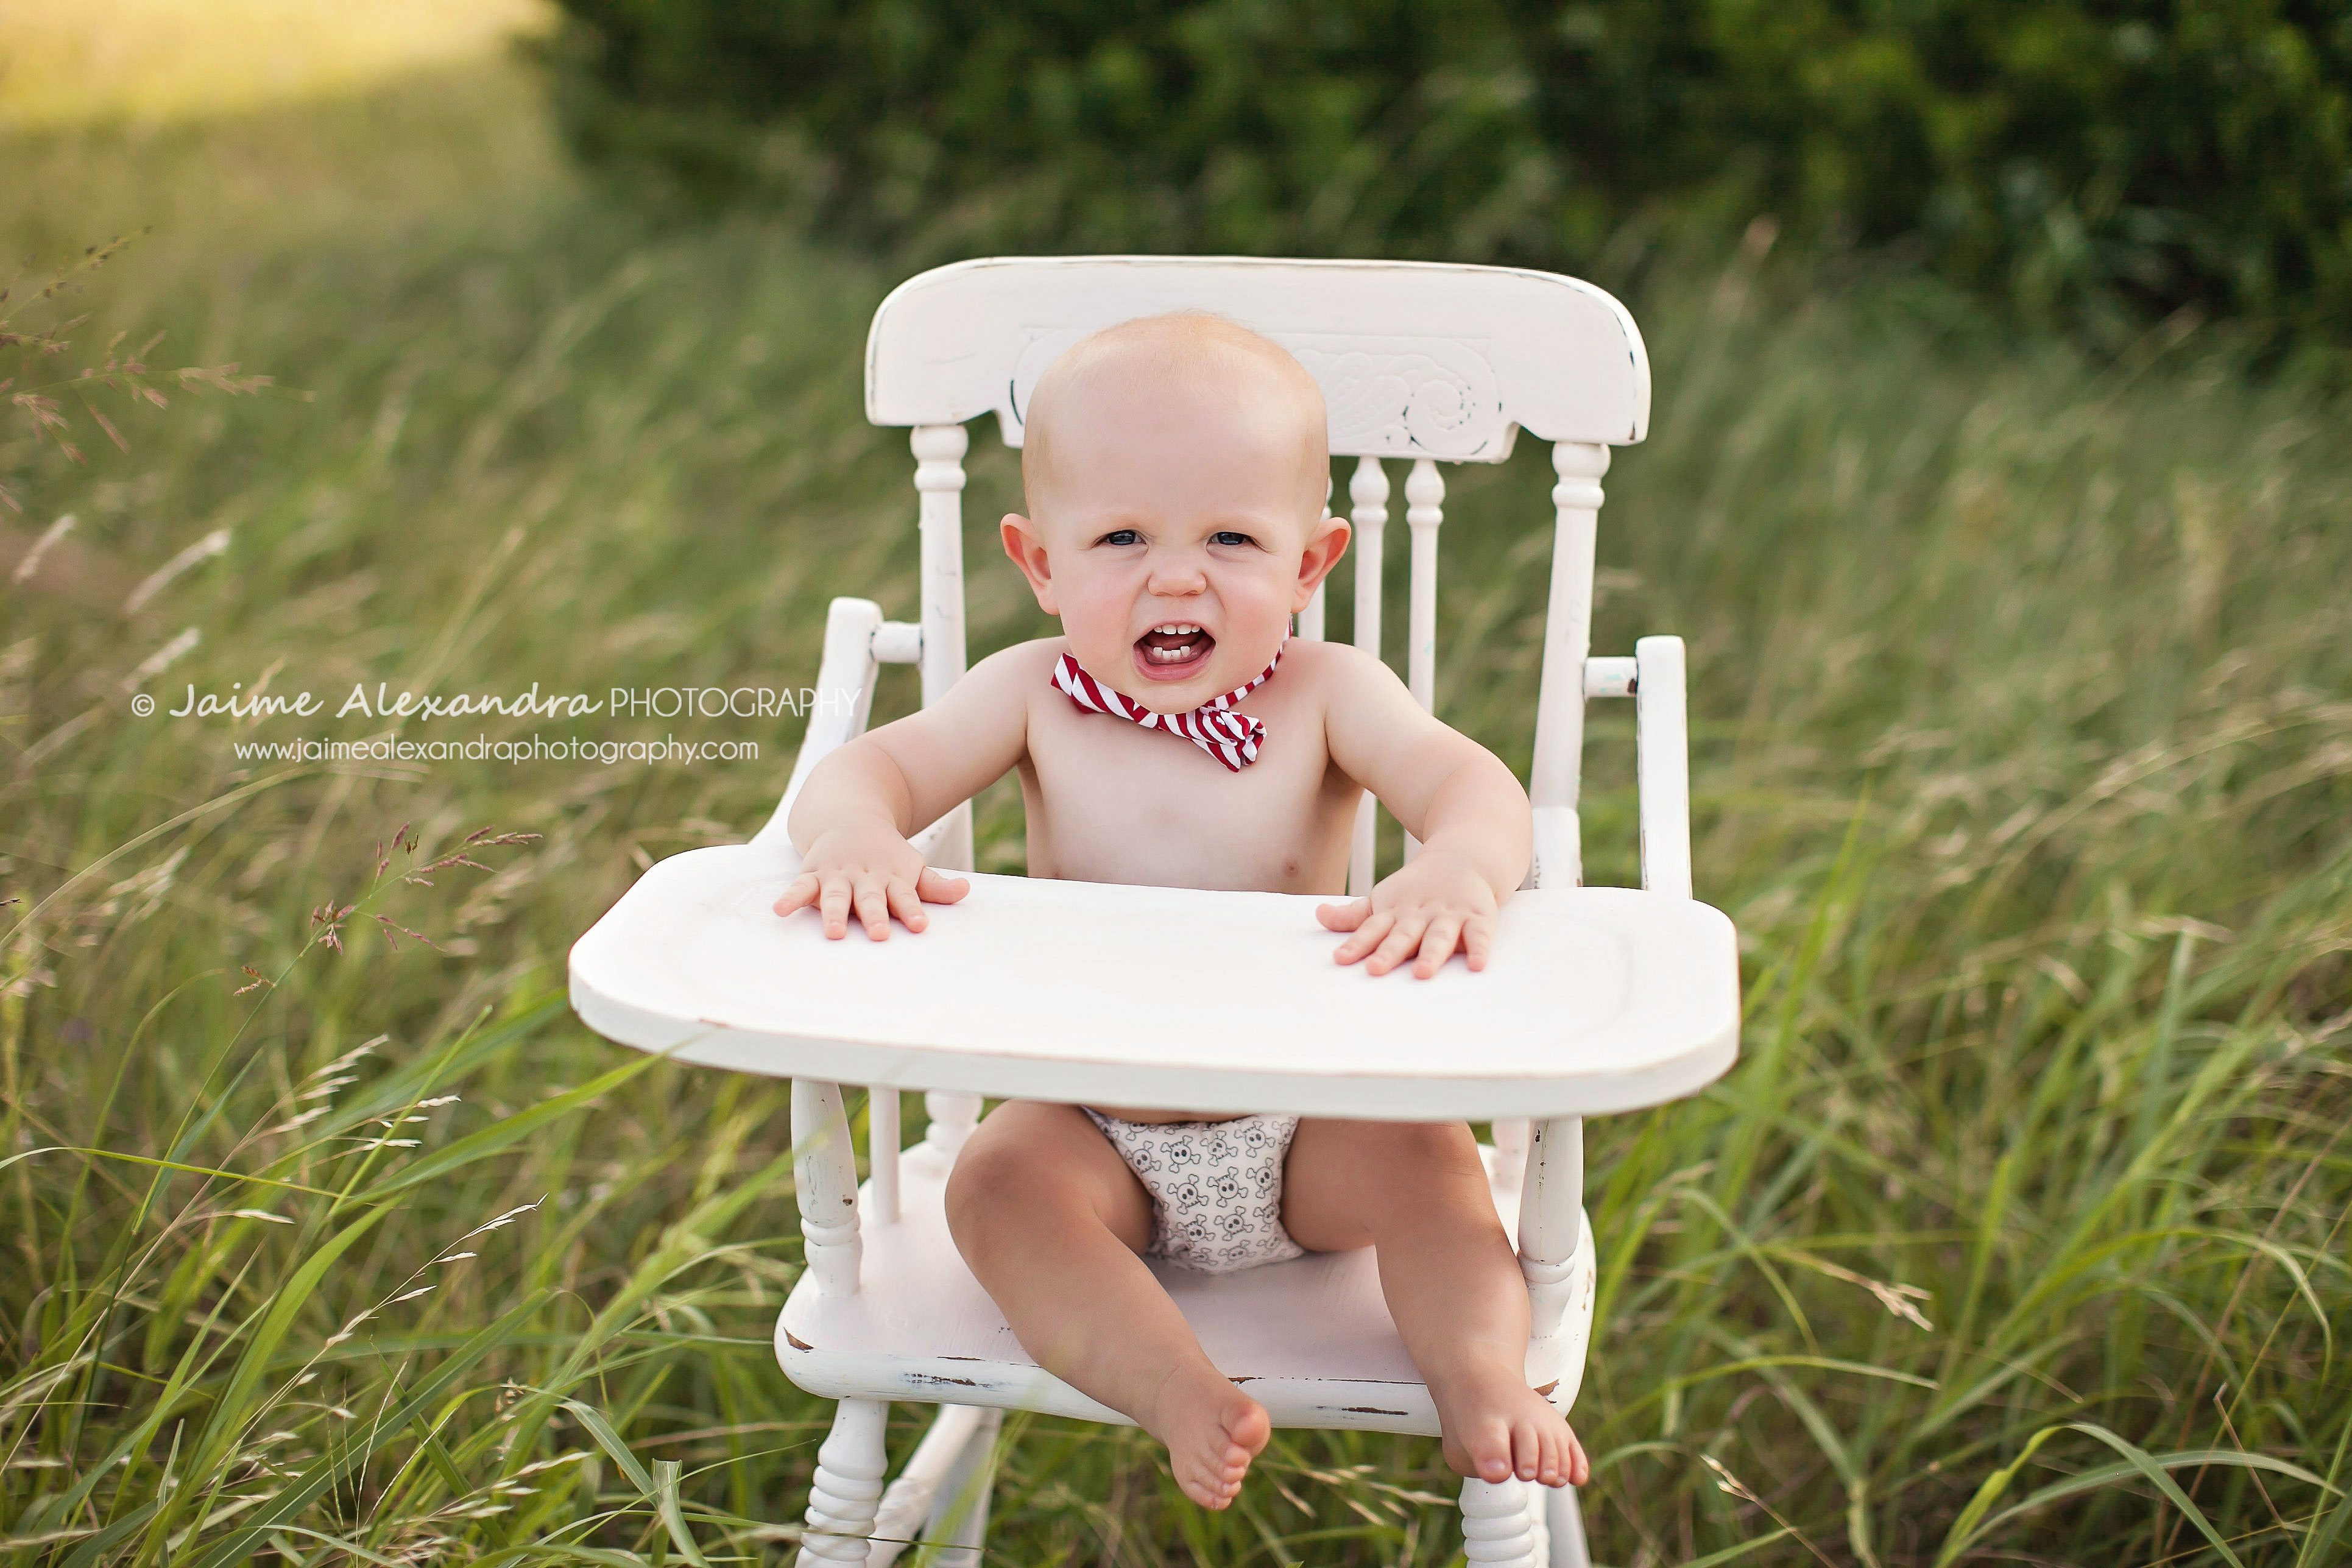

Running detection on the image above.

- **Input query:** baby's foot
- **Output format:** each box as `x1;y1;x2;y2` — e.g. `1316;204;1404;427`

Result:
1430;1361;1589;1488
1141;1368;1271;1509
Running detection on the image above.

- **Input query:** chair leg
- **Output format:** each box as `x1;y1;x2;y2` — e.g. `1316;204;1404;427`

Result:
1545;1481;1592;1568
923;1406;1001;1568
798;1399;889;1567
1461;1476;1540;1567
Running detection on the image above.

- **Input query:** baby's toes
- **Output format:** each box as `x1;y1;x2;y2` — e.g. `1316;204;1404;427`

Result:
1511;1415;1550;1483
1452;1416;1514;1484
1530;1418;1569;1486
1223;1397;1271;1455
1174;1455;1231;1510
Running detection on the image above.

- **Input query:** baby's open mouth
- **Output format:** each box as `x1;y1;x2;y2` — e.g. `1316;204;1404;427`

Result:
1137;623;1215;668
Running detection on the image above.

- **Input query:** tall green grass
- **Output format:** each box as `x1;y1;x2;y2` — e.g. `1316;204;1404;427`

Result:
2;58;2346;1567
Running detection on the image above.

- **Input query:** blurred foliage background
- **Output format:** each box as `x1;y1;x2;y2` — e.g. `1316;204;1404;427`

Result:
545;0;2352;359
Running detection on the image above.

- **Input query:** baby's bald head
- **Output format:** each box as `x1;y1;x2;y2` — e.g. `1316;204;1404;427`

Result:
1021;313;1328;532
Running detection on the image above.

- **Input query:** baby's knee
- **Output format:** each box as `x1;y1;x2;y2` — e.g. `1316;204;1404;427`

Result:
1349;1117;1481;1173
942;1137;1027;1234
944;1132;1086;1241
1329;1120;1496;1221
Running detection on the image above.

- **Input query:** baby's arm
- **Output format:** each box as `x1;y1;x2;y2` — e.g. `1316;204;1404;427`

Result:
773;644;1038;939
1319;650;1532;977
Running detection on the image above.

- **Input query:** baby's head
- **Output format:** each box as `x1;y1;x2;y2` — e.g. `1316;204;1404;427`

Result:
1001;313;1349;713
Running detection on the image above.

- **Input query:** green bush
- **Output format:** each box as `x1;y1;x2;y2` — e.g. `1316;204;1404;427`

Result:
542;0;2352;349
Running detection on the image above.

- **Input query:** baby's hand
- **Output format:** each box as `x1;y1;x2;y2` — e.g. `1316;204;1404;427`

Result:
1315;849;1499;978
773;824;969;941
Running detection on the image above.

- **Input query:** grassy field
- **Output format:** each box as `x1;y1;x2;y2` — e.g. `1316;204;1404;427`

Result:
3;44;2349;1568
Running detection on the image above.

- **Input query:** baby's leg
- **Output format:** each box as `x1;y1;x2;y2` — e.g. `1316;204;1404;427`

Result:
944;1100;1270;1509
1282;1119;1589;1489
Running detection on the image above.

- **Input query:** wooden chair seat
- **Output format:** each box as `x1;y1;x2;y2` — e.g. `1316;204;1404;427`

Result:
774;1139;1598;1437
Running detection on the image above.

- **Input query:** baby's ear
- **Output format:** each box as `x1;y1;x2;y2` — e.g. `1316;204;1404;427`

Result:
1292;511;1351;610
1000;513;1059;613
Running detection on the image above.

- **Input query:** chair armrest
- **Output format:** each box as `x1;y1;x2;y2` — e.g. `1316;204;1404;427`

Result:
1634;635;1692;900
751;597;884;850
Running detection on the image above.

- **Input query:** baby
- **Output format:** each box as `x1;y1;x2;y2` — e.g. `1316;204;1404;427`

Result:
774;313;1588;1510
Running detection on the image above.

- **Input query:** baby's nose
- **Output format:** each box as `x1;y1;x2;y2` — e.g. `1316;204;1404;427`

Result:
1145;557;1208;594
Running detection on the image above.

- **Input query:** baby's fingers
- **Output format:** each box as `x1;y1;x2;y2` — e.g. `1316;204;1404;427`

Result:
818;876;855;940
917;867;970;905
852;874;894;941
1332;908;1393;964
772;872;822;919
1316;897;1373;933
1410;914;1464;979
885;877;931;933
1463;914;1496;972
1364;911;1430;976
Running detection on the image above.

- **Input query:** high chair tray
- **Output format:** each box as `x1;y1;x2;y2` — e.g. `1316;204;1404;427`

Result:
569;844;1739;1119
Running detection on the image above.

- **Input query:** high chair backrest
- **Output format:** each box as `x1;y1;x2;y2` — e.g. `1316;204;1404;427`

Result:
867;256;1651;892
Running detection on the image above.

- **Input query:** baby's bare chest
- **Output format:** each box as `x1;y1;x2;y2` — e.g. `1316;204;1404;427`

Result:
1018;696;1358;893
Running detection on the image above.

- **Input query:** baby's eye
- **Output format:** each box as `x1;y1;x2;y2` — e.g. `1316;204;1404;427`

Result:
1098;528;1142;547
1210;530;1255;548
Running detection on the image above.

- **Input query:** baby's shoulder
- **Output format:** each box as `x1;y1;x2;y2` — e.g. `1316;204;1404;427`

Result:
1276;637;1406;696
963;635;1070;694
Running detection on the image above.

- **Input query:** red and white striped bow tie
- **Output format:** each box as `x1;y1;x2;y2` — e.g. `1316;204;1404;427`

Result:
1050;639;1284;771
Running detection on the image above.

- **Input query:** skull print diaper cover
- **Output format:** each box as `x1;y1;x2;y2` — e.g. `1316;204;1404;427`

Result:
1082;1109;1307;1274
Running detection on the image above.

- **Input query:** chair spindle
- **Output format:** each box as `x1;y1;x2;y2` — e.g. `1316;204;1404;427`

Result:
868;1086;900;1225
913;423;975;872
1518;1115;1584;1349
1634;635;1693;900
1402;457;1446;862
798;1397;889;1566
792;1079;863;1298
1528;441;1609;891
1491;1116;1531;1188
1459;1475;1539;1565
1347;456;1390;896
923;1089;981;1161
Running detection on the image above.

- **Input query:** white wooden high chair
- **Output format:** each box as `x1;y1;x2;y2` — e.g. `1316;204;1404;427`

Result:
570;257;1740;1567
